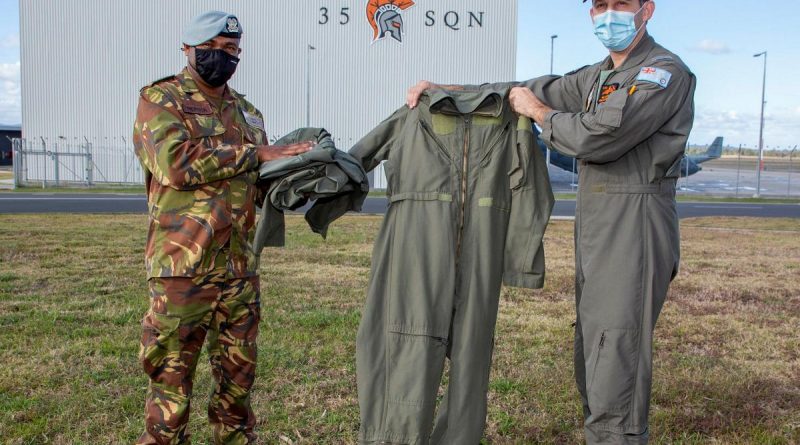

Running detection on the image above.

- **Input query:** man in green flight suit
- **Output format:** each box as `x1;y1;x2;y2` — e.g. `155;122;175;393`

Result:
133;11;311;445
407;0;696;443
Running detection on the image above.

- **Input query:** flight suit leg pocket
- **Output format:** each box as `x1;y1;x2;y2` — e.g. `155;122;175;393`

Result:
384;327;448;434
588;328;639;415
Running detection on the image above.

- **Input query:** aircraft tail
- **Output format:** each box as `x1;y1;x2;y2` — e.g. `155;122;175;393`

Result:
706;137;723;159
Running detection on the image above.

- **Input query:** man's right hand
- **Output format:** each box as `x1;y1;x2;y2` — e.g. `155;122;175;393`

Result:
406;80;434;109
256;141;314;163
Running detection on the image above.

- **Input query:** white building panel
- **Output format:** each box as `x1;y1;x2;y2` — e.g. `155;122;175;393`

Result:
18;0;517;185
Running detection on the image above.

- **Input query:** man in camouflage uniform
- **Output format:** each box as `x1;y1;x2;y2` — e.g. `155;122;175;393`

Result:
133;11;311;445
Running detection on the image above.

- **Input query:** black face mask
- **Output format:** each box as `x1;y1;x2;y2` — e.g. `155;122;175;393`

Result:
193;48;239;87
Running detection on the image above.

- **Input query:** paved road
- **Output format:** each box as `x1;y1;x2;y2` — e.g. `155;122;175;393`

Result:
1;194;798;219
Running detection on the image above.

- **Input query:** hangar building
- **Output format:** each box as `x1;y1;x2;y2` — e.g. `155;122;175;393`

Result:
16;0;518;186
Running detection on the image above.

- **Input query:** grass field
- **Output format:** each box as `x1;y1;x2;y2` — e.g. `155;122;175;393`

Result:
0;215;798;444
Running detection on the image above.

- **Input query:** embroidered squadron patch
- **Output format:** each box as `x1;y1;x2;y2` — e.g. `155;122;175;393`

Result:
637;66;672;89
598;83;620;104
226;17;240;33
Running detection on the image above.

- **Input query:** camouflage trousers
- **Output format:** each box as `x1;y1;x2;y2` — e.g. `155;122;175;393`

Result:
136;270;261;445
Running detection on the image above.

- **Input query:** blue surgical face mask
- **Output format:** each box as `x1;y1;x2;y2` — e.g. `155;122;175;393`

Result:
592;5;644;52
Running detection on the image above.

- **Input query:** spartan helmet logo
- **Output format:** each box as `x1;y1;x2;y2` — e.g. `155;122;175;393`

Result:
367;0;415;44
378;9;404;42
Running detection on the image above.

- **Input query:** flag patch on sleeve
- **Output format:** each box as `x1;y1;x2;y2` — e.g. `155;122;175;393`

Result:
637;66;672;89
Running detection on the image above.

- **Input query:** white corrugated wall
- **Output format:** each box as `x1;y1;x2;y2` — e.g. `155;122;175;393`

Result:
19;0;517;185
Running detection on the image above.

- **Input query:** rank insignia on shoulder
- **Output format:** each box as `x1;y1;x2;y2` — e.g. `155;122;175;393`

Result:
637;66;672;89
649;55;674;63
148;75;175;86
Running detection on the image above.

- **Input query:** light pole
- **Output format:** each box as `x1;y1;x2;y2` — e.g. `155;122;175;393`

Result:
789;145;797;198
754;51;767;198
571;158;577;189
548;34;558;169
684;148;690;190
306;44;316;127
735;144;742;197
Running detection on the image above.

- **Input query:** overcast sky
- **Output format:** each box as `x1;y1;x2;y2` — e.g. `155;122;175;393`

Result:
0;0;798;149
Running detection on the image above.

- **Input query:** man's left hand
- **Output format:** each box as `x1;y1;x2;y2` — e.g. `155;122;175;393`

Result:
509;87;552;125
256;141;314;163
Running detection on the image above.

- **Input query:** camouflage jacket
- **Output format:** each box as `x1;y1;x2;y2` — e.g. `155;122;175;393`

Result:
133;68;267;278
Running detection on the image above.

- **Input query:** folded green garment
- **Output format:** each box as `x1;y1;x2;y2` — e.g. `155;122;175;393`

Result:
253;128;369;253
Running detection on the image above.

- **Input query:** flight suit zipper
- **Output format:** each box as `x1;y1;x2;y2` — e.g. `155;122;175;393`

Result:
455;116;471;260
589;331;606;393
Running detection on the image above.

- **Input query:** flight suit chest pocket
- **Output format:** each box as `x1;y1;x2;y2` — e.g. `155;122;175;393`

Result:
185;114;226;139
595;89;628;129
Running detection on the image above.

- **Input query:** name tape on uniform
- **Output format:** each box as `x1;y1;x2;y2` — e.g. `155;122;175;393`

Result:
636;66;672;89
243;111;264;130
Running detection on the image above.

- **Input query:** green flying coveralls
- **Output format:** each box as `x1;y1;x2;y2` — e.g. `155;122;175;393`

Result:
522;34;696;443
349;86;554;444
253;127;369;251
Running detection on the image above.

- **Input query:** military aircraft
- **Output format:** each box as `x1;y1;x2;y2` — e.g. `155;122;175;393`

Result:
539;136;724;178
680;137;724;176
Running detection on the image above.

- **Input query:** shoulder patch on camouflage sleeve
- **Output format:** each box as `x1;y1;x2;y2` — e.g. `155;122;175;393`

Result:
140;85;173;107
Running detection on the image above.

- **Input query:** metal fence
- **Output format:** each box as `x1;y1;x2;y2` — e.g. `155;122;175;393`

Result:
538;145;800;199
8;135;368;188
12;138;145;187
8;138;799;198
673;145;799;198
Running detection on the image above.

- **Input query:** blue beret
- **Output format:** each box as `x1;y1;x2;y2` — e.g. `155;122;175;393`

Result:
182;11;243;46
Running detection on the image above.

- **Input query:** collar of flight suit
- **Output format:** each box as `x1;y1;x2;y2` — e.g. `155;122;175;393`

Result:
176;66;243;102
422;88;506;117
599;32;657;73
